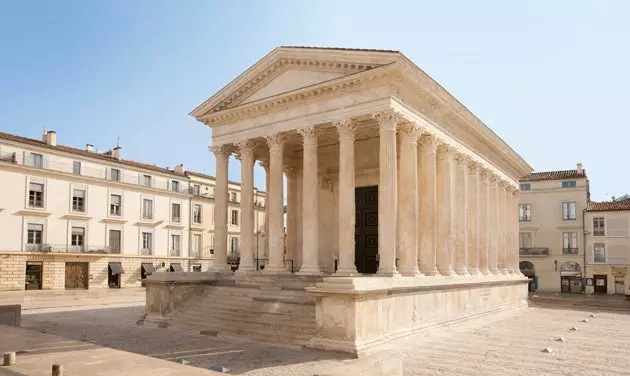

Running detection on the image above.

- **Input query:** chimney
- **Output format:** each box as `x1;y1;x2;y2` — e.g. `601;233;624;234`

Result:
577;163;584;174
112;146;121;159
86;144;94;152
44;130;57;146
174;164;185;174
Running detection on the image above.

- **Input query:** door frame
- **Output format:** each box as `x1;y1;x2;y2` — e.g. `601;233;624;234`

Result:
593;274;607;294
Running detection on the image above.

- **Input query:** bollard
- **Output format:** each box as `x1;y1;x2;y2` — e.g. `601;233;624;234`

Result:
52;364;63;376
3;352;16;366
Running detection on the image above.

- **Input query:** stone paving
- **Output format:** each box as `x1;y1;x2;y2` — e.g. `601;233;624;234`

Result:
16;304;630;375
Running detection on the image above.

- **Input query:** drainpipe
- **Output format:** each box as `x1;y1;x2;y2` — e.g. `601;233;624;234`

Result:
582;207;587;294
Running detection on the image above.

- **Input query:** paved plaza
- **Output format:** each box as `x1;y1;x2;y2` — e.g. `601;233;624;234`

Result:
7;303;628;375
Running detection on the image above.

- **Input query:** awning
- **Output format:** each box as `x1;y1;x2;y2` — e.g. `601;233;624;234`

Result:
108;262;125;276
141;263;156;275
170;263;183;272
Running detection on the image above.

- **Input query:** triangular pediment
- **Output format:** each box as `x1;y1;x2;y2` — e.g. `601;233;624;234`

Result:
190;47;403;118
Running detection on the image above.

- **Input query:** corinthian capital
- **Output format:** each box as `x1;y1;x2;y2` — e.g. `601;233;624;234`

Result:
372;109;400;131
436;142;455;156
467;160;479;174
418;133;438;151
297;125;318;141
454;152;468;167
479;168;490;182
265;133;286;151
284;165;297;178
209;144;232;160
512;188;520;199
397;123;419;143
334;119;358;140
235;140;258;158
258;160;269;171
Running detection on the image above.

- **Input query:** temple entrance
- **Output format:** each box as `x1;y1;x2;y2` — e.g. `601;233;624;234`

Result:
355;185;378;274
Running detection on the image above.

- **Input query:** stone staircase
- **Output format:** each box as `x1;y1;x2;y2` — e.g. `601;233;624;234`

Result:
167;274;321;348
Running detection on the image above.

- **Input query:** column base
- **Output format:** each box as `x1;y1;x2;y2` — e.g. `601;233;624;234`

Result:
376;267;400;277
438;268;455;277
468;268;481;275
235;265;256;276
455;268;471;276
421;267;441;276
333;269;358;277
398;267;423;277
479;269;490;275
296;265;323;276
263;264;291;274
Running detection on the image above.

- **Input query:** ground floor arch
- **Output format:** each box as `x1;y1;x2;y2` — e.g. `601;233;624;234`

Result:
519;261;536;291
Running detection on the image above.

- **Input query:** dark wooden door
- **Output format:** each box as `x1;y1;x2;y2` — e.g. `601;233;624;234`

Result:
109;230;121;254
593;274;607;294
65;262;89;289
355;186;378;274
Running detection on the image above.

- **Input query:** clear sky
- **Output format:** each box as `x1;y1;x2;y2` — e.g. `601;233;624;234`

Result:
1;1;628;201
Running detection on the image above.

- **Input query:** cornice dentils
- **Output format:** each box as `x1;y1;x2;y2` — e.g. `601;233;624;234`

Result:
334;119;359;140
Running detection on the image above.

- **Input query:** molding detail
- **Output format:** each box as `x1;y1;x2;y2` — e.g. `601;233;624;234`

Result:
334;119;359;139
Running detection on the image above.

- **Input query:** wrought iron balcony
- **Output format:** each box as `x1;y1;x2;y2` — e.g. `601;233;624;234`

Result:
25;243;115;254
563;247;579;255
519;247;549;256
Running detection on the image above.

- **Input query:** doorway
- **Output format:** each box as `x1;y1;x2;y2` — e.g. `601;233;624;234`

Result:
109;230;121;254
593;274;607;294
614;276;625;294
355;186;378;274
65;262;89;289
107;262;124;288
25;262;43;290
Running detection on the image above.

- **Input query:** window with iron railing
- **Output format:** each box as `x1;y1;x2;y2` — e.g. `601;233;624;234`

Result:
518;204;531;221
562;232;578;254
27;223;43;249
562;202;577;220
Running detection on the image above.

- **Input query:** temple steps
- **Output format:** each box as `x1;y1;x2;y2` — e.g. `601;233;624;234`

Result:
167;280;318;347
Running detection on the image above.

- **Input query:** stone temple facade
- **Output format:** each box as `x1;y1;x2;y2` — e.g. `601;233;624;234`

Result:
147;46;534;356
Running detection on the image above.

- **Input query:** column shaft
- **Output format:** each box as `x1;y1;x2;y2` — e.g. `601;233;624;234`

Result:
263;134;287;273
478;170;490;274
210;145;231;273
285;166;298;272
296;126;321;275
374;109;399;276
335;119;358;276
418;134;440;275
488;176;499;274
498;182;508;274
236;141;256;273
259;161;270;265
512;190;522;275
467;161;480;275
454;153;470;276
436;144;455;276
398;123;422;276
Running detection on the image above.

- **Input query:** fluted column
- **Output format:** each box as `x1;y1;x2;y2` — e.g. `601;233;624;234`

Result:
478;169;490;275
467;161;480;275
296;126;322;275
235;141;257;273
259;161;270;262
504;186;515;274
418;134;440;276
285;165;298;272
210;145;231;273
398;123;422;276
436;143;455;276
497;182;509;274
488;175;499;274
335;119;358;276
373;109;399;276
453;153;470;276
264;133;287;273
512;189;522;275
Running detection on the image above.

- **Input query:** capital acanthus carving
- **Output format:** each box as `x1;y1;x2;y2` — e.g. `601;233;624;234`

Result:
479;169;490;182
297;125;318;140
265;133;286;151
488;173;499;184
258;160;269;171
418;133;438;150
372;109;400;130
467;160;479;174
334;119;359;139
498;180;508;189
397;123;419;142
512;189;520;199
284;165;297;178
436;142;454;156
454;152;468;167
235;140;258;158
209;144;232;160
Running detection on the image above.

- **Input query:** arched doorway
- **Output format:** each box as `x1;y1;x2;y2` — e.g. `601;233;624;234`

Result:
560;262;582;293
519;261;536;292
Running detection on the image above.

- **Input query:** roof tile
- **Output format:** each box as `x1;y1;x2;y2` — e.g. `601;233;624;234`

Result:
587;201;630;212
520;169;586;182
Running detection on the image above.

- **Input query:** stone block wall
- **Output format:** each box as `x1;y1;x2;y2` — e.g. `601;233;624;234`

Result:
0;255;26;291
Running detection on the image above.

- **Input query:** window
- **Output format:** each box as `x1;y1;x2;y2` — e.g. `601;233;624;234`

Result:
519;183;531;191
142;175;152;188
230;192;238;202
110;194;122;216
109;168;121;182
518;204;531;221
593;217;605;236
71;227;85;250
30;153;43;168
231;209;239;225
170;234;181;256
141;232;152;255
72;189;86;212
192;234;202;258
594;243;606;263
563;232;578;254
562;181;577;188
192;185;200;195
230;237;238;255
171;203;181;222
193;204;202;224
171;180;180;192
109;230;121;253
28;183;44;208
562;202;576;220
27;223;43;249
73;161;81;175
142;199;153;220
519;232;532;249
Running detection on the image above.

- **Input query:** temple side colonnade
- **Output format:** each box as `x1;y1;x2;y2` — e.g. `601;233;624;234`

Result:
210;108;521;279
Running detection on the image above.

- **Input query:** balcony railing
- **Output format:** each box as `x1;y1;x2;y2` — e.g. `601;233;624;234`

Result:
563;247;579;255
25;243;116;254
519;247;549;256
0;152;189;193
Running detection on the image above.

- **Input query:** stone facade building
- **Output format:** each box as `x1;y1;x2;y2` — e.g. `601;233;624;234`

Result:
0;131;265;291
517;164;589;293
147;46;534;355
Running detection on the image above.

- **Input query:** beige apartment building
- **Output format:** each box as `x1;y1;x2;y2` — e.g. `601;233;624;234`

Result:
0;130;265;291
584;200;630;295
518;164;589;293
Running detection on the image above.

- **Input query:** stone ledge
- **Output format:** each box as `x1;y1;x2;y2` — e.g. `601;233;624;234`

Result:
144;272;220;285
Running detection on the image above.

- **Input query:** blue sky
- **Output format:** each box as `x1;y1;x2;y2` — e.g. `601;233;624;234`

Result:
0;1;628;201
